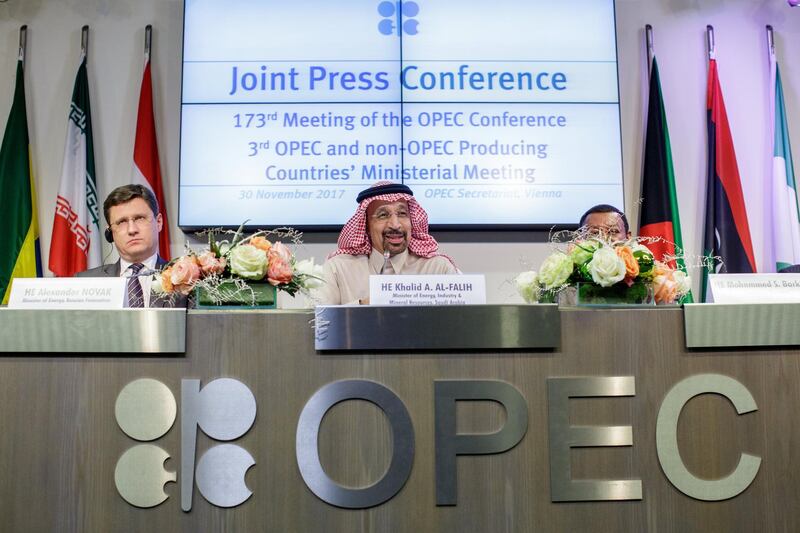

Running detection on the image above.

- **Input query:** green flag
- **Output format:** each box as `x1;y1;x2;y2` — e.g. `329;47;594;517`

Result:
767;59;800;272
639;57;692;302
0;59;42;304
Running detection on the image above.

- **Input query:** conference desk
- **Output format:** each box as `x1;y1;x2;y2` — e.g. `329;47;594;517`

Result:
0;305;798;532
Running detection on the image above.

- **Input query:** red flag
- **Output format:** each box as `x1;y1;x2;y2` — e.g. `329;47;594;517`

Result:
701;59;756;301
132;58;171;260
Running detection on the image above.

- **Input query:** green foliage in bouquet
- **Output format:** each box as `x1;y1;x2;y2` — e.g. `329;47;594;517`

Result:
515;235;691;306
154;223;323;306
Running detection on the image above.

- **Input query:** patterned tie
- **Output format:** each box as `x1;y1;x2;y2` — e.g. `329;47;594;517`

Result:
126;263;145;308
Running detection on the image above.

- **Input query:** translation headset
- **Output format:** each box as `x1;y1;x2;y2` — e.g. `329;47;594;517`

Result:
104;227;114;243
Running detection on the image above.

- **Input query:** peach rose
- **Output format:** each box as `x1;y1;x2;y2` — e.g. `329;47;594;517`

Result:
160;266;175;293
616;245;639;285
652;261;672;280
267;242;294;285
268;241;292;262
249;236;272;253
197;251;226;276
170;255;201;295
652;263;678;304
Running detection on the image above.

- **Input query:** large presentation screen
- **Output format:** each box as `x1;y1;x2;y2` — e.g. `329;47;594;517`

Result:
179;0;623;229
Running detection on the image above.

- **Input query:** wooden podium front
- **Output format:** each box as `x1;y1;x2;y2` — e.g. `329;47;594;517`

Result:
0;307;798;532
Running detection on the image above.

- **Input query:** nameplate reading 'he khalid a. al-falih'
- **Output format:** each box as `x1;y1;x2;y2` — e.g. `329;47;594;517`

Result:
369;275;486;305
708;273;800;303
7;277;126;309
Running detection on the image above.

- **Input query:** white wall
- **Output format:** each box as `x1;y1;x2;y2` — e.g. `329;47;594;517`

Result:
1;0;798;306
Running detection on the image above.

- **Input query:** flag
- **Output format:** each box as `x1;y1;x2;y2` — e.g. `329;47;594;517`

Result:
701;59;756;301
0;58;42;304
638;57;692;302
49;53;102;277
766;55;800;272
132;53;170;259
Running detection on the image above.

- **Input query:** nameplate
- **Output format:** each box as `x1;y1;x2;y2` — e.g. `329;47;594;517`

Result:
8;277;126;309
369;275;486;305
708;273;800;303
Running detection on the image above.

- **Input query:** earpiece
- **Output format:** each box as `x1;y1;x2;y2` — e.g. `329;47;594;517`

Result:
104;227;113;243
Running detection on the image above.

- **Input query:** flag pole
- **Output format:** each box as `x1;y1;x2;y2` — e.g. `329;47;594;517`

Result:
706;25;715;61
18;25;27;65
766;25;774;59
645;24;654;78
144;24;152;62
81;25;89;59
641;23;655;226
134;22;172;260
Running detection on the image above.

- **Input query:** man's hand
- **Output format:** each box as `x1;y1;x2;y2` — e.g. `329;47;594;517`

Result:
358;297;370;305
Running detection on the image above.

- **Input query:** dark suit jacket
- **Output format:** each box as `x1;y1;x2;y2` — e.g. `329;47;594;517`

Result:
76;257;187;308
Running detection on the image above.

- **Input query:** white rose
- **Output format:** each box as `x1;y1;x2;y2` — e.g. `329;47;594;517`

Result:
569;239;601;266
151;274;166;295
673;270;692;295
587;247;626;287
229;244;268;280
295;258;324;289
514;270;540;304
537;253;573;289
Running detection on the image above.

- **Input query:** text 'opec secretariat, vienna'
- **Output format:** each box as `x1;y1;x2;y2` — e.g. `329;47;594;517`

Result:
116;374;760;512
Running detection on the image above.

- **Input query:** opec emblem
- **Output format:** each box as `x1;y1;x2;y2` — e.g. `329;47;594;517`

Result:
114;378;257;511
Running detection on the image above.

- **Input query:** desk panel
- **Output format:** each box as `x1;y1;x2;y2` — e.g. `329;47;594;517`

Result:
0;308;797;532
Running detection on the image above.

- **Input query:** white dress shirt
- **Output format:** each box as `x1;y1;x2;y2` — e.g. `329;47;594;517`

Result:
120;253;158;308
319;248;458;305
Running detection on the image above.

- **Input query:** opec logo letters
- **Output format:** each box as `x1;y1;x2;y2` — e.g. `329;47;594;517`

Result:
114;378;257;511
378;1;420;36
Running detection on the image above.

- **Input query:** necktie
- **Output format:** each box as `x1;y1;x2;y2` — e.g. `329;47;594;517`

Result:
127;263;145;308
380;251;395;274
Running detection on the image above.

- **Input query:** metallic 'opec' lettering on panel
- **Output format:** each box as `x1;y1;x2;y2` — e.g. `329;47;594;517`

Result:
296;380;415;508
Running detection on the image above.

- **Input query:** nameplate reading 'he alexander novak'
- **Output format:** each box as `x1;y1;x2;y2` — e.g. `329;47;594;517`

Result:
7;277;126;309
708;273;800;304
369;275;486;306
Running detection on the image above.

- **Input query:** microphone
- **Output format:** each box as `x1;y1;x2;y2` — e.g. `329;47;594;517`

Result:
123;266;162;279
133;267;162;277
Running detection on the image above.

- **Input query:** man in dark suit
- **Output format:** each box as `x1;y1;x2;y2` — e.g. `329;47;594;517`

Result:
77;184;185;308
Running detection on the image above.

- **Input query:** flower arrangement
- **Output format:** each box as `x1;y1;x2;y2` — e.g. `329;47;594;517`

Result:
515;235;691;305
153;225;323;306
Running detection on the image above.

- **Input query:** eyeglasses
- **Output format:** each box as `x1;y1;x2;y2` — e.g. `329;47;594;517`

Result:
110;214;153;232
591;226;622;237
372;209;409;221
